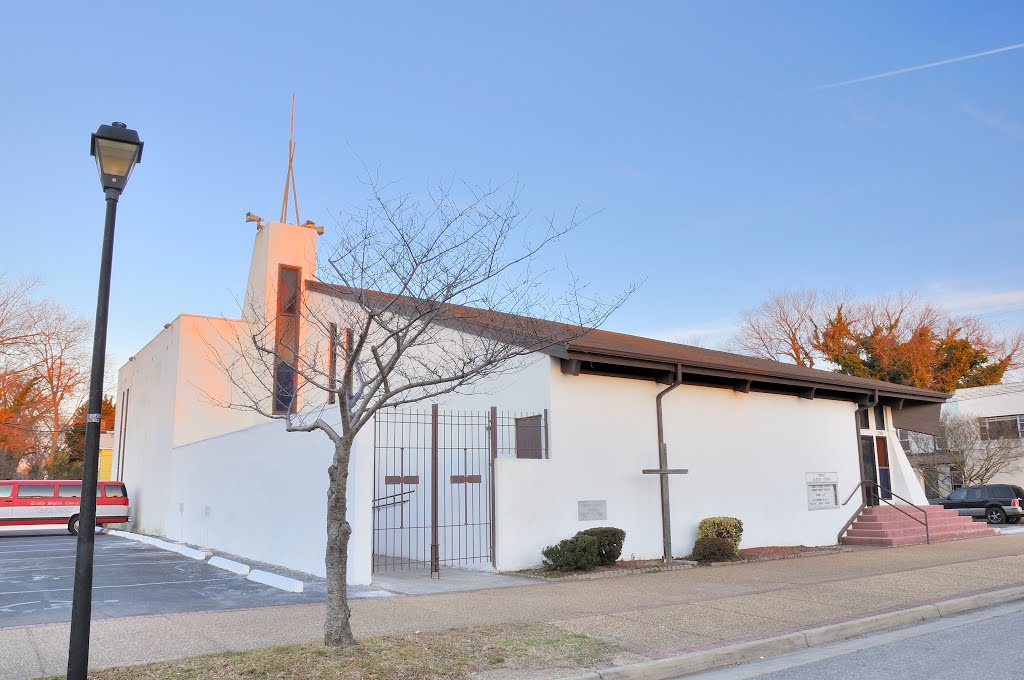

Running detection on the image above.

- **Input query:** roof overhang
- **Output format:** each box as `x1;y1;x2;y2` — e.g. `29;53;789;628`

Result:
559;348;949;408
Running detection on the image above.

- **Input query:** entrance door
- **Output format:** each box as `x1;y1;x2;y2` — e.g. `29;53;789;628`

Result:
859;435;879;506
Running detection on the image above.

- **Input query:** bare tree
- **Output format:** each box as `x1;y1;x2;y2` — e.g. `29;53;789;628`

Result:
0;275;40;368
25;300;90;465
215;176;632;646
731;289;827;367
936;412;1024;487
908;413;1024;496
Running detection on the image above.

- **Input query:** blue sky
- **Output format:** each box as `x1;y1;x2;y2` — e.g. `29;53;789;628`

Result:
2;2;1022;365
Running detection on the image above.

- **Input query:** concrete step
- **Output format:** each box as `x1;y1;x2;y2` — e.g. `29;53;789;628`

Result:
860;505;955;517
842;527;996;547
846;525;995;539
851;517;978;531
841;504;998;547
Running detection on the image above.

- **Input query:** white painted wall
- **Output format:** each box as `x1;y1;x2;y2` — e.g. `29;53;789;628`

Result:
492;365;929;571
114;324;180;537
944;384;1024;489
493;367;660;571
173;315;264;447
165;414;373;582
883;421;929;506
243;222;318;326
665;386;864;553
945;383;1024;421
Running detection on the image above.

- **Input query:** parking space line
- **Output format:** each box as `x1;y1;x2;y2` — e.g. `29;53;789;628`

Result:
0;576;242;596
0;559;197;573
0;548;82;556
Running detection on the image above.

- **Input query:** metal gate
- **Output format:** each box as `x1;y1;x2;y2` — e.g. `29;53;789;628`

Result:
372;405;496;574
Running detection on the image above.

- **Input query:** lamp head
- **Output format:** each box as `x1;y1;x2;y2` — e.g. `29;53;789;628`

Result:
90;122;143;193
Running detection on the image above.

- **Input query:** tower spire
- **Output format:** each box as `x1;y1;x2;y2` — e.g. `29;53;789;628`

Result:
279;94;300;225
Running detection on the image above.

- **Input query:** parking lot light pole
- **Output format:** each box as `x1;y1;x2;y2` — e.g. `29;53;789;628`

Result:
67;122;143;680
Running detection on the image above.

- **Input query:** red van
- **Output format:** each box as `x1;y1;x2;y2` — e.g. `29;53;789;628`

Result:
0;480;130;535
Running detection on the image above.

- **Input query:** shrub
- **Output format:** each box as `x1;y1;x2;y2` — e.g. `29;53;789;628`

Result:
691;536;738;563
697;516;743;554
578;527;626;566
541;533;600;571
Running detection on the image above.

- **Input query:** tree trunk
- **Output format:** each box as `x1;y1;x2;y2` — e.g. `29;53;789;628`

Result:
324;437;355;647
48;410;59;467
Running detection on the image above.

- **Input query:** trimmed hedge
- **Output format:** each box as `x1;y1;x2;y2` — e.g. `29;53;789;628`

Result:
578;527;626;566
542;534;600;571
691;536;737;563
697;516;743;555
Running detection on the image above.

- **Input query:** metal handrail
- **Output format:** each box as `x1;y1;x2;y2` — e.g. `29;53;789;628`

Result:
371;489;415;510
839;479;930;544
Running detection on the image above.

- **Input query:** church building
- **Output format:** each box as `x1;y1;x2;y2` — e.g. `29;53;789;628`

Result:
112;217;954;584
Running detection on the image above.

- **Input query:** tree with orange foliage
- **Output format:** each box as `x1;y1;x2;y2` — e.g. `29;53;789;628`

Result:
733;289;1022;392
0;374;47;477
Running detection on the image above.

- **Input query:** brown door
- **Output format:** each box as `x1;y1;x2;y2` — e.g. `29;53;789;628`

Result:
860;435;879;506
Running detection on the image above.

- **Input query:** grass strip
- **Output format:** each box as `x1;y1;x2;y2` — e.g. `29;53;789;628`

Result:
47;622;616;679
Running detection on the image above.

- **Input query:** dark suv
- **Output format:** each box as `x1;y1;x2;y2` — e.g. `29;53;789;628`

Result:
932;484;1024;524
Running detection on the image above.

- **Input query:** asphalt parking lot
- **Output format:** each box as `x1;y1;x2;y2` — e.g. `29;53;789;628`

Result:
0;530;329;628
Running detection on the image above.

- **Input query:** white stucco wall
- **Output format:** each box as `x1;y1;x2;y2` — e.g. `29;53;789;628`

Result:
112;309;373;583
115;324;180;537
944;384;1024;489
945;383;1024;421
664;386;864;553
884;424;929;505
491;365;925;571
166;415;373;582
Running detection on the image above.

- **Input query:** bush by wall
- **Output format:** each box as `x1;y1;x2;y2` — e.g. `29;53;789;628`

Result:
691;536;738;563
697;516;743;554
541;533;600;571
578;527;626;566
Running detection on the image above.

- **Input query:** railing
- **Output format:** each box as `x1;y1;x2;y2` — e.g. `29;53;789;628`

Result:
838;480;930;545
371;489;415;510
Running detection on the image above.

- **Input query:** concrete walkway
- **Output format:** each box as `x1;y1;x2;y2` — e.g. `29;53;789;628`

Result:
371;564;539;595
5;535;1024;679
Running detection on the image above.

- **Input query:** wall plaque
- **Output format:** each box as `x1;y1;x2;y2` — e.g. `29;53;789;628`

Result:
806;472;839;511
578;500;607;521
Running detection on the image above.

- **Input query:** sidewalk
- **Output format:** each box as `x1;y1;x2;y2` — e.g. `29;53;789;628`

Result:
5;534;1024;679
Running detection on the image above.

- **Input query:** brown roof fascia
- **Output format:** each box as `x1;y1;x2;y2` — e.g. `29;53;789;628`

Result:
306;280;580;356
306;280;949;406
565;348;947;404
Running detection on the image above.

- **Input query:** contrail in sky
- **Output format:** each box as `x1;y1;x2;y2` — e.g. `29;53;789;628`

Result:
814;41;1024;91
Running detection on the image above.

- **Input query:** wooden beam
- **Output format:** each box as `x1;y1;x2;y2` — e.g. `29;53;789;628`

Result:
560;358;582;376
734;379;751;393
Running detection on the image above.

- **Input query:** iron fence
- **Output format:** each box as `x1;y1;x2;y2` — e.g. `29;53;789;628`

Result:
371;406;548;574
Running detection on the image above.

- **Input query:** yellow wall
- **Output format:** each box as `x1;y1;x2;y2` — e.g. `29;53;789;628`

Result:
99;448;113;481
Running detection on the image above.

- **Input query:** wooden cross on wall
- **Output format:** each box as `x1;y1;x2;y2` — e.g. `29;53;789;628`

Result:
642;442;688;562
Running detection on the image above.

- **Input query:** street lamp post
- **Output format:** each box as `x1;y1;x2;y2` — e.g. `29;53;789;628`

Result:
66;122;143;680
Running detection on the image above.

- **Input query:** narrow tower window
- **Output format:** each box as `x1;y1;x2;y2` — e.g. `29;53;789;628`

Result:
273;266;300;414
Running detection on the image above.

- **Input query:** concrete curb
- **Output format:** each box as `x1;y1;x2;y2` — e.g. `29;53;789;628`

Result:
558;585;1024;680
106;530;306;591
247;569;304;593
105;529;210;560
209;556;251;575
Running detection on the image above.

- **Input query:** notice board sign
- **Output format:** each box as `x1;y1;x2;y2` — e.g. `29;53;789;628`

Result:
806;472;838;510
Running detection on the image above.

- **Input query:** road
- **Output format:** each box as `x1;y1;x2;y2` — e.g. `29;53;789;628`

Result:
689;600;1024;679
